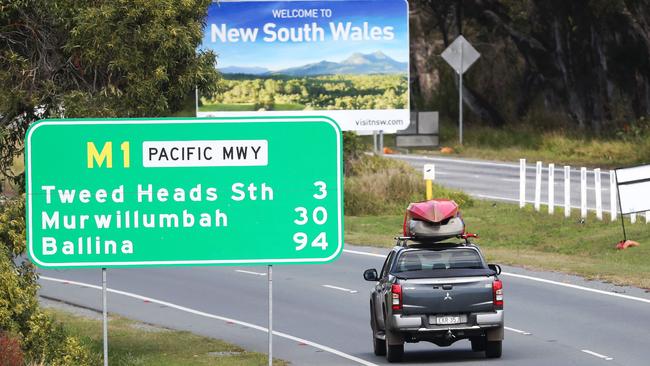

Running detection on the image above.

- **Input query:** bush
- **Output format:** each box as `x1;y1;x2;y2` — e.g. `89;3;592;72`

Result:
0;331;24;366
345;155;473;216
0;198;95;365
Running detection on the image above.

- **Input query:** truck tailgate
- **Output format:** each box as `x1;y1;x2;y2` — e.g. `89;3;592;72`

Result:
400;276;494;315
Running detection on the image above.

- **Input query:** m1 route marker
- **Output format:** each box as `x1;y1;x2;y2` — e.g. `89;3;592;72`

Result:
26;116;343;366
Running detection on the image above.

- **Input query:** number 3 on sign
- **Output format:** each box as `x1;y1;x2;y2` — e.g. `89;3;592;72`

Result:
293;232;328;251
313;181;327;199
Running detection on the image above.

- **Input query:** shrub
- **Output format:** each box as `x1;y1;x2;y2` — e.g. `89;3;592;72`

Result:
0;331;24;366
0;198;94;365
345;155;473;216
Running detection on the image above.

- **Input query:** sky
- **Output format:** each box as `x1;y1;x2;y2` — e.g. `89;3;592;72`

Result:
201;0;409;70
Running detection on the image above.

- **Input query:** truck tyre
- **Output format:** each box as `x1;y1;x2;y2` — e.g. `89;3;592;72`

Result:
470;337;486;352
485;340;502;358
373;336;387;356
385;331;404;363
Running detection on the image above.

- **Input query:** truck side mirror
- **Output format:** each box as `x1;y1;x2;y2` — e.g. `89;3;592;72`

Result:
488;264;501;275
363;268;379;281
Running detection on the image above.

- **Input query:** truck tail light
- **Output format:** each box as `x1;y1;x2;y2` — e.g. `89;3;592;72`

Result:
493;280;503;309
391;284;402;311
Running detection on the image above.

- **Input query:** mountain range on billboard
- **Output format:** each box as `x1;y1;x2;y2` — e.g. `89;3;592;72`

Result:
219;51;407;76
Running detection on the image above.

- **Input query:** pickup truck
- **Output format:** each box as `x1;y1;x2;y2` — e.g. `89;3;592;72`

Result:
363;240;504;362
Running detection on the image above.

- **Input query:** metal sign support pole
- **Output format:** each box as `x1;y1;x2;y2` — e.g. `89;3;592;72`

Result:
102;268;108;366
372;131;378;153
379;131;384;155
614;171;627;241
195;87;199;116
459;41;464;145
268;265;273;366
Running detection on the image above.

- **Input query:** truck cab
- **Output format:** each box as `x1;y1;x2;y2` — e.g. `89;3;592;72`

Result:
364;239;504;362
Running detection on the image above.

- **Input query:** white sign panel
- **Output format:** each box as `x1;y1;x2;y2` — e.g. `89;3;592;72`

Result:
198;0;410;132
615;164;650;214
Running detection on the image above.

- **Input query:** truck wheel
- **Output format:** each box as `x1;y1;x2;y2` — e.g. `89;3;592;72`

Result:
485;340;502;358
470;337;486;352
373;336;386;356
385;332;404;363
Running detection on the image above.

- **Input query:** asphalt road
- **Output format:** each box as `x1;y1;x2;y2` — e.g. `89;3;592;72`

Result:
38;244;650;365
389;154;618;213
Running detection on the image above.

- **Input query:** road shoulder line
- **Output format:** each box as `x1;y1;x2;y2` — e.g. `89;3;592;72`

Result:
39;275;378;366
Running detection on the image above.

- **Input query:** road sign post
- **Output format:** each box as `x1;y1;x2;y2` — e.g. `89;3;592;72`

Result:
441;36;480;145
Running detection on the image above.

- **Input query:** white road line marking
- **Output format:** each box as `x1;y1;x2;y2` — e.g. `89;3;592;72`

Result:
39;276;378;366
472;193;603;210
581;349;614;361
505;326;532;335
500;178;520;183
501;272;650;305
343;249;384;258
235;270;267;276
343;249;650;305
322;285;358;294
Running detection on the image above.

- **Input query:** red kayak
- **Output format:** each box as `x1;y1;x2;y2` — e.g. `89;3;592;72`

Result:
403;199;465;241
407;199;459;223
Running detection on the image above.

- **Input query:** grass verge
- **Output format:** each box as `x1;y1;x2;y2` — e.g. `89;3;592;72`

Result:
45;308;286;366
371;123;650;168
345;200;650;289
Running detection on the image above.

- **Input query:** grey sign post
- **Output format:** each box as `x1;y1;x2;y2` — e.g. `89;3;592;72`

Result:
441;35;480;145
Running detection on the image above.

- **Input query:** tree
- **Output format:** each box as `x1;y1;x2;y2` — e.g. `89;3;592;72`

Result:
0;0;220;186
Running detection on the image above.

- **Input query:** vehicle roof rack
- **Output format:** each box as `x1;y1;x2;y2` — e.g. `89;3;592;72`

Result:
394;233;479;247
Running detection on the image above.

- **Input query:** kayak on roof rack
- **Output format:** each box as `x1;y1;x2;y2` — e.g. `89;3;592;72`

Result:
403;199;466;242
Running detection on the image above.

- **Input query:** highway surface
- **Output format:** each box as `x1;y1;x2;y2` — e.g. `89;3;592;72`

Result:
39;244;650;365
389;154;617;213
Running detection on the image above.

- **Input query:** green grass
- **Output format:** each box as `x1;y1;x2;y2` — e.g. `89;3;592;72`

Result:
46;309;286;366
345;200;650;289
375;123;650;168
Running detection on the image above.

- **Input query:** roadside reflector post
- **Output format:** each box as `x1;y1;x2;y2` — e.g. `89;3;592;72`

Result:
424;164;435;200
631;213;637;224
564;166;571;218
534;161;542;211
594;168;603;220
646;212;649;224
548;163;555;214
609;171;617;221
519;159;526;208
580;167;588;219
102;268;108;366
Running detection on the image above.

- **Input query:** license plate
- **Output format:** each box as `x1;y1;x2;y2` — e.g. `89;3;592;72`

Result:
432;315;465;325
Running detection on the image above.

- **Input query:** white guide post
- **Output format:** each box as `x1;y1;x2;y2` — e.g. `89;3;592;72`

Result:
534;161;542;211
564;166;571;218
580;167;587;219
548;163;555;214
631;213;637;224
459;40;464;145
519;159;526;208
594;168;602;220
646;211;649;224
609;170;617;221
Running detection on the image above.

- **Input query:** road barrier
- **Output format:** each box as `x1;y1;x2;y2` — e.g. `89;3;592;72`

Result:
518;159;647;223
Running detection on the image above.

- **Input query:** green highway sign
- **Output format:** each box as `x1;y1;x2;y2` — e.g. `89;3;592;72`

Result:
26;117;343;268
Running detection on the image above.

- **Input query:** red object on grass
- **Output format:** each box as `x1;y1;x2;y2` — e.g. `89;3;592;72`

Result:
615;240;640;250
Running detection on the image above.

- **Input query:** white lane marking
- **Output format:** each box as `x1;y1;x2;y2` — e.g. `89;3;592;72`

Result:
343;249;650;305
505;326;532;335
322;285;358;294
581;349;614;361
39;276;378;366
235;270;267;276
343;249;384;258
500;178;520;183
501;272;650;305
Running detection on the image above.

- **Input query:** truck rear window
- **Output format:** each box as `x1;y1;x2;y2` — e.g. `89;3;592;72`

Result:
395;249;485;272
